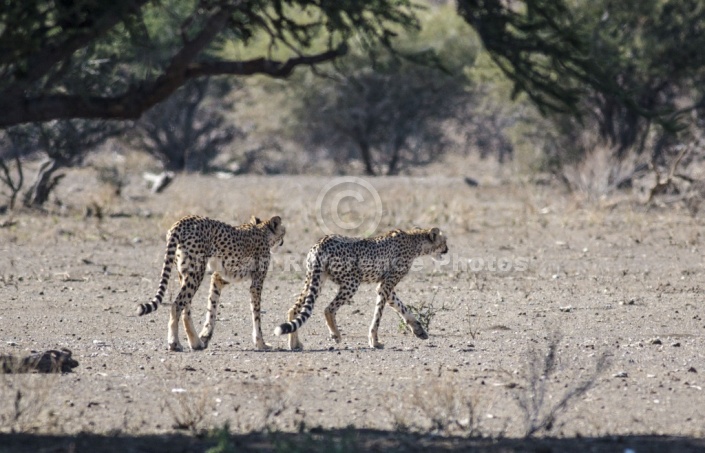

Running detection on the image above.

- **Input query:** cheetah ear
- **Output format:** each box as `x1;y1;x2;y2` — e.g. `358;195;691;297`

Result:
250;215;262;225
268;216;282;233
428;227;440;243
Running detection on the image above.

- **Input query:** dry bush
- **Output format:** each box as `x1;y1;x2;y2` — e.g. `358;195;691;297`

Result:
561;145;641;199
244;382;291;433
164;387;214;433
510;332;609;437
386;377;484;436
399;297;438;335
0;373;60;433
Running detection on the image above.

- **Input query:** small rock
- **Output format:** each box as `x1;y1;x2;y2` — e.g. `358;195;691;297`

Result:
613;371;628;378
672;342;681;347
649;338;662;345
559;305;573;312
688;367;697;373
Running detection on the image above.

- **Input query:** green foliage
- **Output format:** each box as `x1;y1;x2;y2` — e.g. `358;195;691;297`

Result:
0;0;421;127
206;423;237;453
458;0;705;152
458;0;705;174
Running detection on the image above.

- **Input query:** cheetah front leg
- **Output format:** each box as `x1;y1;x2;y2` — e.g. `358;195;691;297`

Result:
198;272;227;348
368;282;392;349
286;305;304;351
389;292;428;340
249;277;271;350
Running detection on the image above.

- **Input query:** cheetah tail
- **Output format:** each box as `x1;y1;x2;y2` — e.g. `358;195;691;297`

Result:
274;263;322;336
136;231;178;316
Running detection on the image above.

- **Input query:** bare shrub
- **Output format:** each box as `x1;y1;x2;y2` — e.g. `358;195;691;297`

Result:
249;382;289;433
561;145;641;198
0;373;59;433
0;153;23;210
386;377;483;436
510;332;609;437
165;388;214;433
124;78;241;173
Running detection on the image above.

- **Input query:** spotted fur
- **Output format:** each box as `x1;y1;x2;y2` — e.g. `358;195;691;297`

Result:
137;215;285;351
274;227;448;350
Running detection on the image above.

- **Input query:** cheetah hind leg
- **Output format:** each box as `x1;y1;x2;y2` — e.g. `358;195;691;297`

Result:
183;304;206;351
175;261;206;352
168;303;184;352
198;273;227;348
325;282;358;345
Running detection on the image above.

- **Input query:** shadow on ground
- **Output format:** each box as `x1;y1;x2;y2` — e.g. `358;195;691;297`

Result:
1;429;704;453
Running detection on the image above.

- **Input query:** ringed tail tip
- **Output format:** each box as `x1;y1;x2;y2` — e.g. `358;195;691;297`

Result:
136;302;156;316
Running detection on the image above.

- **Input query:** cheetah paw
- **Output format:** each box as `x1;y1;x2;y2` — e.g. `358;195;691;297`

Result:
190;341;207;351
198;335;211;348
411;323;429;340
168;342;184;352
255;341;272;350
288;340;304;351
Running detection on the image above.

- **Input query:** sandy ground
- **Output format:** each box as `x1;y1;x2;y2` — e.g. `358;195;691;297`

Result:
1;171;705;451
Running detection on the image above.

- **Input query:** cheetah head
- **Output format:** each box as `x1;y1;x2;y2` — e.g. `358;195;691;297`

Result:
263;215;286;248
423;227;448;261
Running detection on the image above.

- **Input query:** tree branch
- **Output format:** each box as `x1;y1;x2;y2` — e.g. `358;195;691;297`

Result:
0;43;347;127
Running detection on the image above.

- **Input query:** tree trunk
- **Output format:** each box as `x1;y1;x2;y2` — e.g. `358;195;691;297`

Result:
0;155;24;209
23;158;66;207
358;140;376;176
387;143;402;176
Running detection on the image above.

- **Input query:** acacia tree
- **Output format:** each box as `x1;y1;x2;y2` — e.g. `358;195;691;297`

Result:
457;0;705;157
0;0;419;127
2;120;123;208
124;77;241;172
288;8;477;176
292;61;470;175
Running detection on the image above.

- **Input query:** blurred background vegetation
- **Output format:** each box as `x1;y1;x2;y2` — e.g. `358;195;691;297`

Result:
1;0;704;209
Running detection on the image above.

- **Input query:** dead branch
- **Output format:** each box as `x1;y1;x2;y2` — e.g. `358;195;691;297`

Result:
0;349;79;373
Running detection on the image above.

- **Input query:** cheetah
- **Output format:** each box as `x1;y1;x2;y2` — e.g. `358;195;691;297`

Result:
274;227;448;350
136;215;285;351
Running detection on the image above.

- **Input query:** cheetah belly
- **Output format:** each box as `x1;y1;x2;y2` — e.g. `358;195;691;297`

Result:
207;257;252;283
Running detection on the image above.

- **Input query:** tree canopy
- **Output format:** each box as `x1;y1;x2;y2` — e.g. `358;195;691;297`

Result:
0;0;418;127
457;0;705;153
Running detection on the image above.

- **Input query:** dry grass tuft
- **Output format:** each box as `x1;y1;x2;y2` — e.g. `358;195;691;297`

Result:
386;377;484;437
